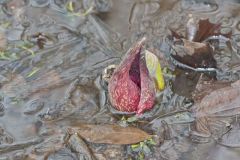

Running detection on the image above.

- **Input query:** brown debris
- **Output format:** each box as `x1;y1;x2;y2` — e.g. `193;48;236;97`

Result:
170;18;231;69
172;39;216;68
192;80;240;136
193;19;221;42
172;18;231;42
192;75;229;102
70;124;152;145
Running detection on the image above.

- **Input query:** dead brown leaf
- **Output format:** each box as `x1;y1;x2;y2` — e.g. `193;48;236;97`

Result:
194;80;240;118
194;117;211;136
70;124;152;145
171;18;231;42
172;39;216;68
170;29;184;39
192;75;230;102
192;80;240;137
193;19;221;42
169;18;230;69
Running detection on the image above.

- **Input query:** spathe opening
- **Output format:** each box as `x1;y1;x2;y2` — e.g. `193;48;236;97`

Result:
129;48;141;88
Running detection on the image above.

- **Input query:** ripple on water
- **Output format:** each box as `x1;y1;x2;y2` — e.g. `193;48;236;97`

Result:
216;13;234;27
24;99;44;115
232;34;240;51
181;0;218;13
30;0;50;8
129;1;160;25
236;20;240;31
83;0;113;12
0;103;5;117
47;148;78;160
220;27;232;35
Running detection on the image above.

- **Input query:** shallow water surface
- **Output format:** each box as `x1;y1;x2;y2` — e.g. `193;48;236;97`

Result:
1;0;240;159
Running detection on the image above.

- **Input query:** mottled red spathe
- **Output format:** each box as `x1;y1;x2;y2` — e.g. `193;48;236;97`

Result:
108;38;155;115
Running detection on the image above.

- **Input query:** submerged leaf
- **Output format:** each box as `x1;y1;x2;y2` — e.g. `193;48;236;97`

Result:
142;145;151;154
218;121;240;147
194;80;240;118
192;80;240;137
20;46;35;56
71;124;152;145
127;116;138;123
169;28;184;39
66;1;74;12
192;75;229;102
0;51;11;60
27;68;40;78
145;50;165;91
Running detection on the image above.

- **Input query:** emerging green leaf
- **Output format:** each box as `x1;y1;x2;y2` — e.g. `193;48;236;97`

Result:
145;50;165;91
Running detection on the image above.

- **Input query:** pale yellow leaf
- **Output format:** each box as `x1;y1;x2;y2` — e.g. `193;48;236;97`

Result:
145;50;165;90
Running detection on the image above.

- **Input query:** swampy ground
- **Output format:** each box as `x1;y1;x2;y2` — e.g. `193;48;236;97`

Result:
1;0;240;159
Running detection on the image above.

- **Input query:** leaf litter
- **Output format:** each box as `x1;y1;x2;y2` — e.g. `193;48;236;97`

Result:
1;1;240;159
191;78;240;139
169;17;232;70
69;124;152;145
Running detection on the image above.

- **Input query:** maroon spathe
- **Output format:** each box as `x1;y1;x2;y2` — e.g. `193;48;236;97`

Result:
108;38;155;115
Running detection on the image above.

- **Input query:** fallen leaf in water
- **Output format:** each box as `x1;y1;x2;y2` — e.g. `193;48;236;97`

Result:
171;39;216;68
26;68;40;78
70;124;152;145
170;18;231;69
66;1;75;12
170;29;184;40
20;45;35;56
192;80;240;137
191;18;220;42
172;18;231;42
194;80;240;118
194;117;211;136
192;75;229;102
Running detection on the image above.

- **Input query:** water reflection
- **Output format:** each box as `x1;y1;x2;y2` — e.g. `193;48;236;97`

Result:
181;0;218;12
0;0;240;159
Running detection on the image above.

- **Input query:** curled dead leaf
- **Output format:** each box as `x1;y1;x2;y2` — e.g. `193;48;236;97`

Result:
172;18;231;42
169;18;231;70
171;39;216;68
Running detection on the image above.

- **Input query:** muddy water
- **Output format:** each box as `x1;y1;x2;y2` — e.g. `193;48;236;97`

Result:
1;0;240;159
